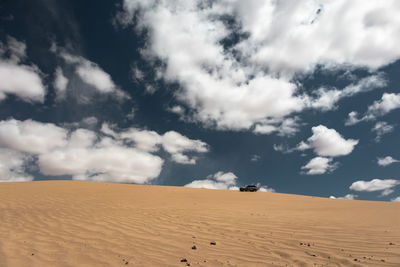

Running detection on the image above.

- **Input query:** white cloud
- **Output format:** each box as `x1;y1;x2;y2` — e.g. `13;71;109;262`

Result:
184;179;233;190
392;196;400;202
346;93;400;125
258;186;275;193
0;148;33;182
75;60;116;93
5;36;27;63
329;194;357;200
213;171;237;185
372;121;394;142
298;125;358;157
0;62;46;102
345;111;361;126
301;156;338;175
0;36;45;102
184;171;274;192
251;154;260;162
342;194;357;200
0;36;47;102
81;117;98;128
168;105;185;116
377;156;400;166
366;93;400;118
308;74;387;111
350;179;400;196
161;131;208;164
107;124;209;164
117;0;400;131
62;116;99;130
0;119;68;154
38;134;164;184
254;117;301;136
0;119;208;183
273;144;294;154
54;48;127;99
184;171;238;190
53;67;69;100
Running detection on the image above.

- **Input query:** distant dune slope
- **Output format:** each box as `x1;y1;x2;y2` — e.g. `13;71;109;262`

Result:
0;181;399;266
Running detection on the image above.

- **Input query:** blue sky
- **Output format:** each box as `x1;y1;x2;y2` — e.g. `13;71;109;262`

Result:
1;0;400;201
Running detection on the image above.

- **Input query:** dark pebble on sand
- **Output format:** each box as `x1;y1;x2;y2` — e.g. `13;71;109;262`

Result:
210;241;216;245
192;245;197;250
181;258;188;262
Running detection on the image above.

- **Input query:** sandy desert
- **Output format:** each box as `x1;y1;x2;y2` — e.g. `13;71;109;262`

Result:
0;181;399;266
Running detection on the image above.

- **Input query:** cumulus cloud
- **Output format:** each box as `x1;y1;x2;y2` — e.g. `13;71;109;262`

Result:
301;157;338;175
168;105;185;116
392;196;400;202
365;93;400;119
103;124;209;164
49;45;128;100
53;67;69;100
59;51;119;93
0;36;46;102
372;121;394;142
161;131;208;164
350;179;400;196
297;125;358;157
377;156;400;167
4;36;26;63
0;119;68;154
307;74;387;111
329;194;357;200
184;171;238;190
346;93;400;125
273;144;295;154
114;1;300;130
0;148;33;182
253;117;301;136
116;0;400;131
0;119;208;183
345;111;361;126
185;171;275;192
38;130;164;183
258;185;276;193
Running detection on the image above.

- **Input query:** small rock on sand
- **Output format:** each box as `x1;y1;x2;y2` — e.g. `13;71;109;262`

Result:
181;258;188;263
210;241;216;245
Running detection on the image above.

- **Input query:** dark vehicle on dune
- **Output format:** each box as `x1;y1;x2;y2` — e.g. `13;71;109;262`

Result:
239;185;259;192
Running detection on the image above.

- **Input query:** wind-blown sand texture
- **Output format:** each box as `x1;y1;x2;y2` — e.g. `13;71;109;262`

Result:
0;181;399;266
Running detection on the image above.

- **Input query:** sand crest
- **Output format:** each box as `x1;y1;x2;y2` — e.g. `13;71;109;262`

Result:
0;181;399;266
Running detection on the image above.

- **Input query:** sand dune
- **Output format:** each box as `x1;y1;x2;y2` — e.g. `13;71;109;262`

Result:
0;181;399;266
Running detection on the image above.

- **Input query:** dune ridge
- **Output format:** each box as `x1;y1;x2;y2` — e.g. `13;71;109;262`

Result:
0;181;399;266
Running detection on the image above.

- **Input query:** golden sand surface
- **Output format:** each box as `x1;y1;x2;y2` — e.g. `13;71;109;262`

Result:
0;181;399;266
